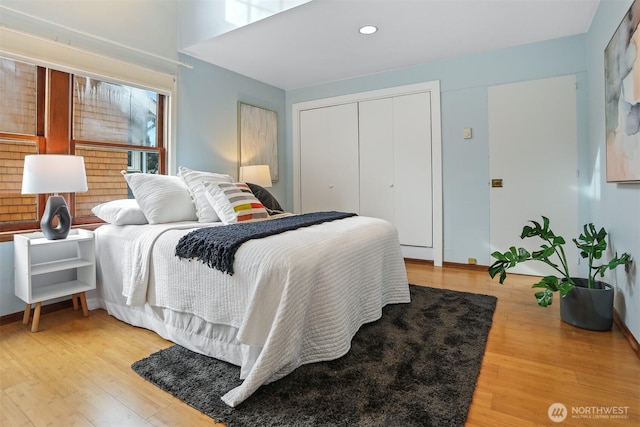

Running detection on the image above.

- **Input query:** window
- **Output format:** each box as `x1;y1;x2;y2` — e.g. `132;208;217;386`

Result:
0;58;44;233
0;57;166;239
71;75;165;219
0;58;37;135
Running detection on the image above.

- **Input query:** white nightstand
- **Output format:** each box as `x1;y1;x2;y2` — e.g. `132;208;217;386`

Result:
14;229;96;332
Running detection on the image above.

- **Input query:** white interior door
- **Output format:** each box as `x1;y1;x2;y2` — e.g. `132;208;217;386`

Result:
489;75;578;277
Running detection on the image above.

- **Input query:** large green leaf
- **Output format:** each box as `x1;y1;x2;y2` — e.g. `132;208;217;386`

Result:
534;289;554;307
532;246;555;260
558;280;574;297
593;253;632;278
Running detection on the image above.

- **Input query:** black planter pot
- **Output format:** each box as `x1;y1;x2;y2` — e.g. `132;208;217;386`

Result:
560;278;614;331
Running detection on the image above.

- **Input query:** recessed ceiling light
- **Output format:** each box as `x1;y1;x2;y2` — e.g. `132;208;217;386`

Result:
359;25;378;35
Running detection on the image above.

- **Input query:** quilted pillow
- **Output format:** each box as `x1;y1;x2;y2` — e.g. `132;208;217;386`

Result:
123;173;197;224
91;199;148;225
204;182;268;224
178;166;234;222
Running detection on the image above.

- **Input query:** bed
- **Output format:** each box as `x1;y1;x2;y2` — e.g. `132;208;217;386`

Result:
85;168;410;407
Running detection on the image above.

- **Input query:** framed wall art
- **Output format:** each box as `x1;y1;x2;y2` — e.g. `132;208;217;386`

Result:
238;102;278;182
604;0;640;183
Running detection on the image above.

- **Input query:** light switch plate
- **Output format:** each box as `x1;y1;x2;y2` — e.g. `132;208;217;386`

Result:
463;127;472;139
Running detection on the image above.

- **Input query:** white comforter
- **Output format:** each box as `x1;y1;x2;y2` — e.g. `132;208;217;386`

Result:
96;215;410;406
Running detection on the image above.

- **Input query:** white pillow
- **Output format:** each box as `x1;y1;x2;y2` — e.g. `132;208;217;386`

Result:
178;166;234;222
203;182;268;224
91;199;148;225
123;173;197;224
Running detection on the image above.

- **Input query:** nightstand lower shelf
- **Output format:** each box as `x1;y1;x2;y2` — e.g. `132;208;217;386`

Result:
22;292;90;333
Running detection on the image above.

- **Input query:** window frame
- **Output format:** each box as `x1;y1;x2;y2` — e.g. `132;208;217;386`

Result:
0;60;168;241
0;133;46;235
0;64;46;238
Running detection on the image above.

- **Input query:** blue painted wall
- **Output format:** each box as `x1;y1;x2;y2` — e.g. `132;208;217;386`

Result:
585;0;639;340
175;54;286;203
0;243;17;317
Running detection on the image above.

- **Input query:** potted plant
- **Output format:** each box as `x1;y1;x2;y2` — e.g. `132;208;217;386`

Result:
489;216;632;331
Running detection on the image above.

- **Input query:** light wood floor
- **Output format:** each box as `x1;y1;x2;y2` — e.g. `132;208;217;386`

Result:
1;262;638;426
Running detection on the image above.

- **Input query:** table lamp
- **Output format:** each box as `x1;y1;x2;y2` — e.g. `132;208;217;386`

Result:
21;155;88;240
239;164;272;188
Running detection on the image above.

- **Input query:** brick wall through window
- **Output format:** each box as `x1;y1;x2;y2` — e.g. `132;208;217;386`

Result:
0;59;36;135
73;77;130;144
0;140;38;223
75;146;129;217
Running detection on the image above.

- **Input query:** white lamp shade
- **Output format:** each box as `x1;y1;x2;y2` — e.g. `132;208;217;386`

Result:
240;165;272;188
21;155;88;194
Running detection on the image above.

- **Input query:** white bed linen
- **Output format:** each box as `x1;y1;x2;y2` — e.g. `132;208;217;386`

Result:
87;215;410;406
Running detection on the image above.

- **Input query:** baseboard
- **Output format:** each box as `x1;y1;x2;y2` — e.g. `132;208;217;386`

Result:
0;299;74;326
613;309;640;360
404;257;434;266
443;261;488;271
404;258;488;272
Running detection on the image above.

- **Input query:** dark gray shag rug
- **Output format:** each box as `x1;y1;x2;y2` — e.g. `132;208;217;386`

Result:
132;285;497;427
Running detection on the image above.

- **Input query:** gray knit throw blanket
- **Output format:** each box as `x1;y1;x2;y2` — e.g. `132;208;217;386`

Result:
175;211;357;275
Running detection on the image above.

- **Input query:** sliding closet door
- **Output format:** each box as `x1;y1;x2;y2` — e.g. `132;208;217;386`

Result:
359;92;432;248
393;92;432;247
294;80;442;263
359;98;394;223
299;103;360;213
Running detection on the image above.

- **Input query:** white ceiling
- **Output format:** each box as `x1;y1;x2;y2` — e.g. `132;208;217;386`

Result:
181;0;599;90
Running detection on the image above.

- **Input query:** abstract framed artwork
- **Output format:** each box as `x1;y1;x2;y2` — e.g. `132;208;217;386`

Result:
604;0;640;183
238;102;278;182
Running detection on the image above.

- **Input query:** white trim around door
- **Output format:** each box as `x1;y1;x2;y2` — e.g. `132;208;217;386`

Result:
292;81;443;266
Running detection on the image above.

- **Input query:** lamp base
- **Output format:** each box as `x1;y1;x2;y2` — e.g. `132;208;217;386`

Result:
41;195;72;240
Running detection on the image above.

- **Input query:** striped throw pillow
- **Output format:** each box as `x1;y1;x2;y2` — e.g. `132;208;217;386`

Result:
204;182;268;224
